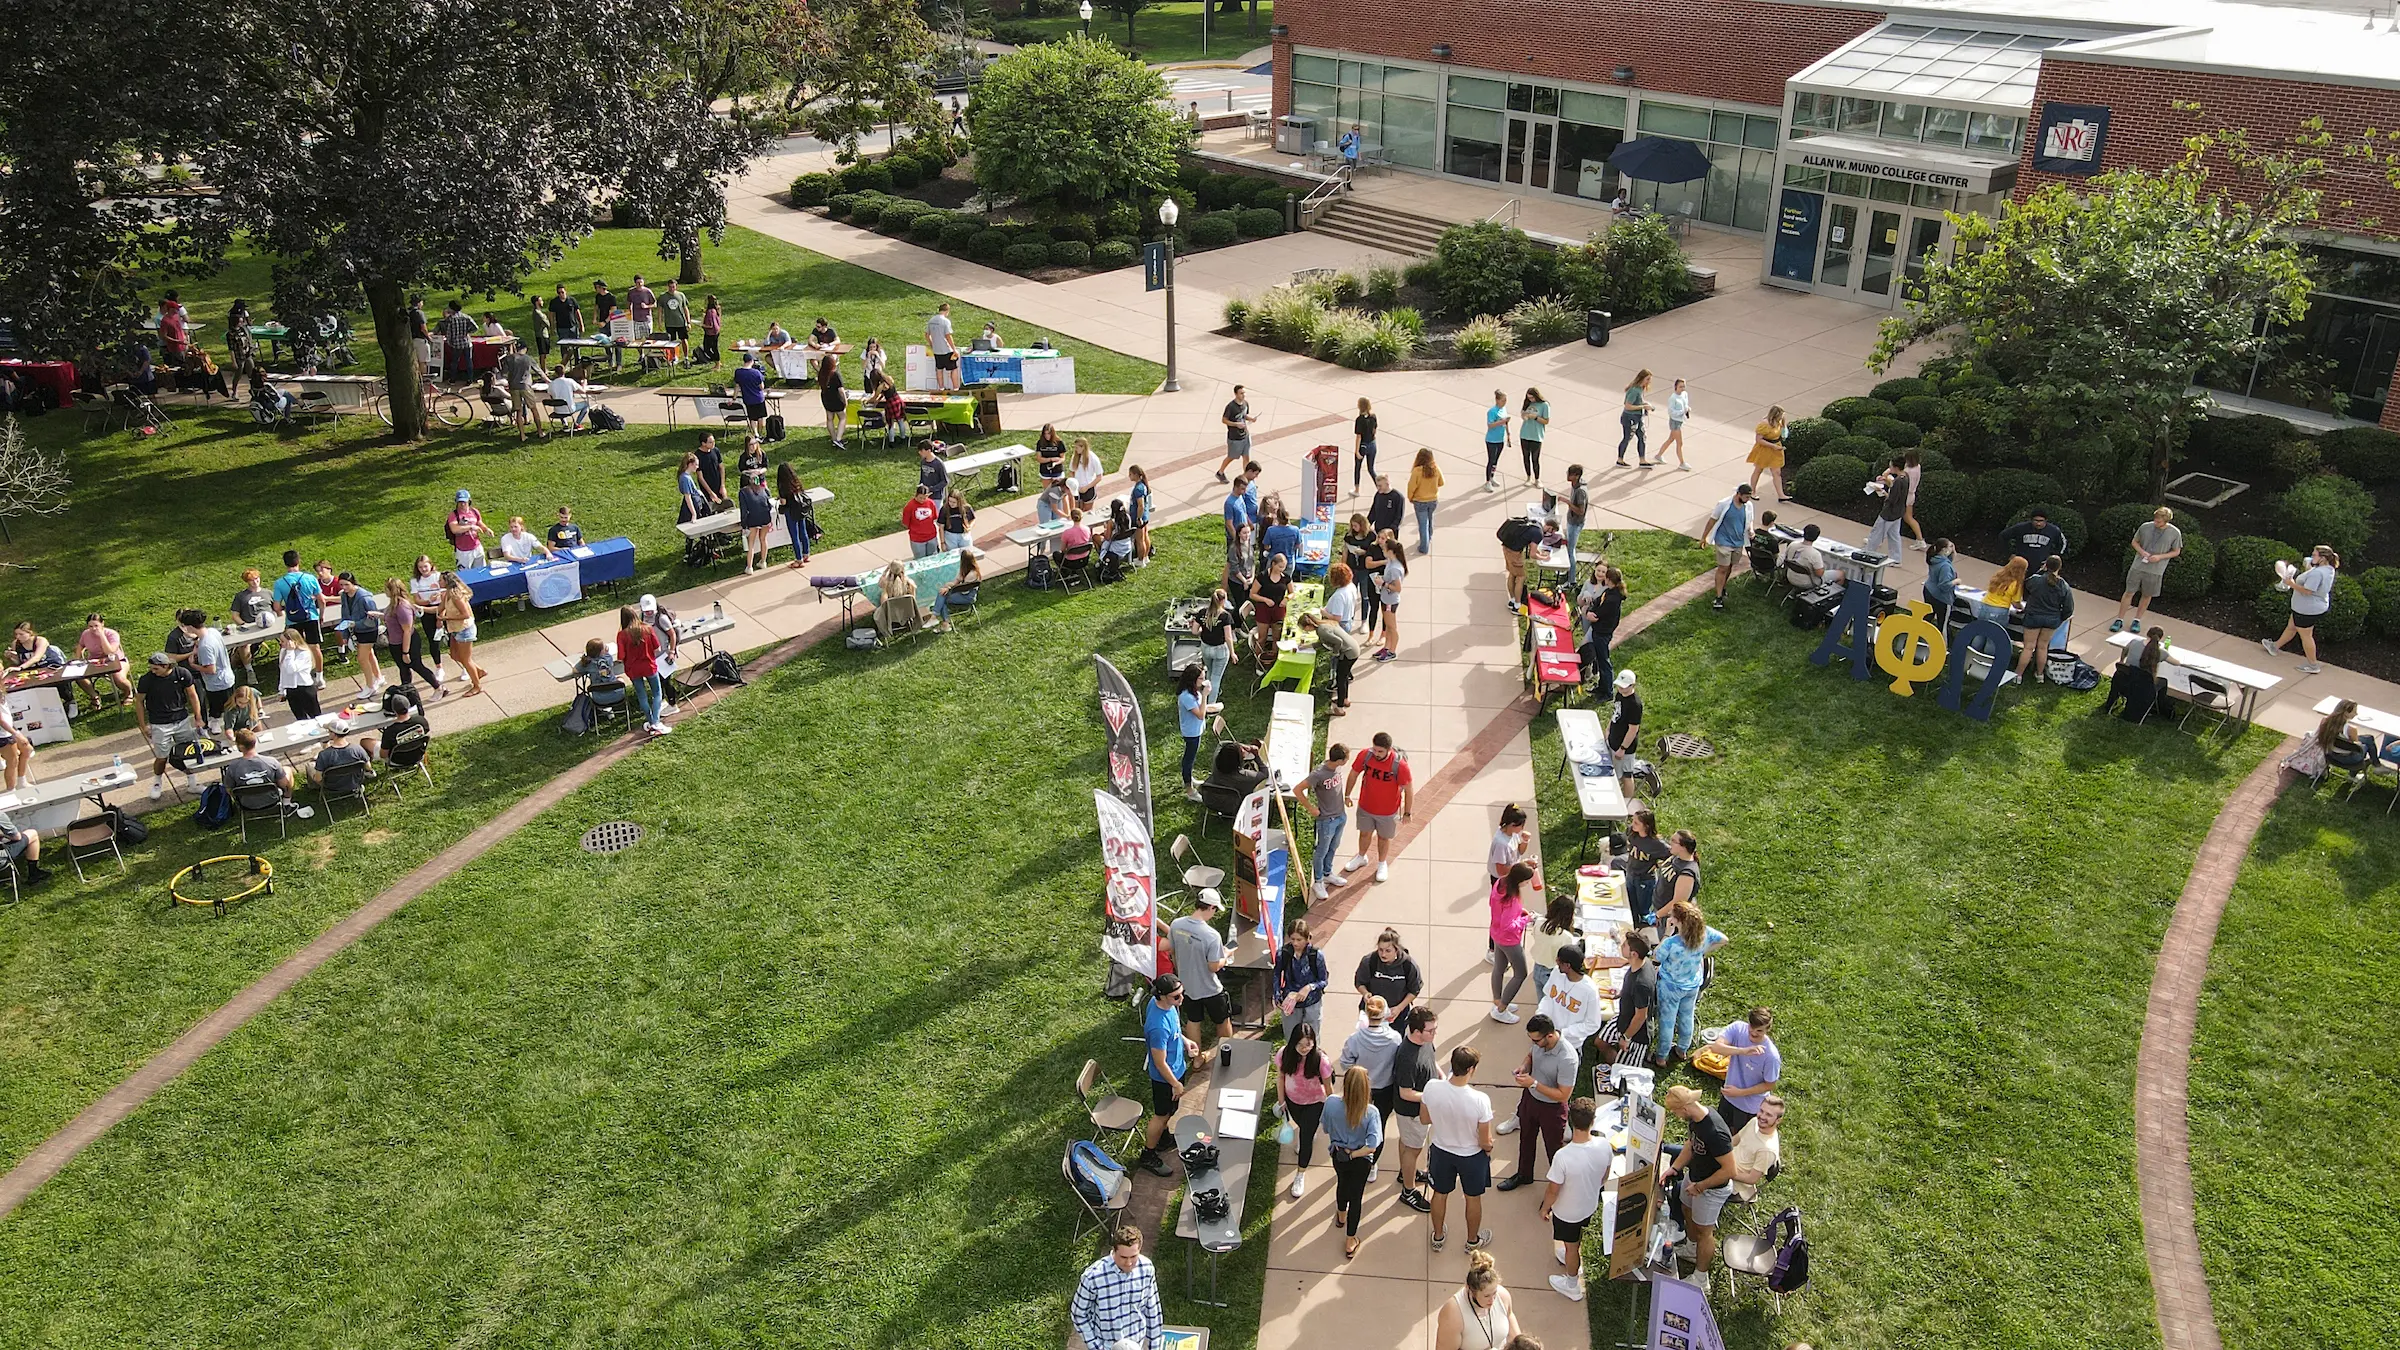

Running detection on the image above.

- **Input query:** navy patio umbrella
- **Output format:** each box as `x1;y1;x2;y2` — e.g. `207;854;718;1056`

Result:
1607;136;1712;183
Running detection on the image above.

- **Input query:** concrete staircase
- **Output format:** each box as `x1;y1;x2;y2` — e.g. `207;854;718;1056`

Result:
1305;197;1453;256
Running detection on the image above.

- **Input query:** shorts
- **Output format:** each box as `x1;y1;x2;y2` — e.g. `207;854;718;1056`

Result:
1225;436;1253;460
743;400;768;421
1396;1111;1431;1151
454;548;488;571
145;716;193;760
1429;1147;1491;1196
1354;807;1398;838
1150;1076;1179;1115
1685;1182;1732;1227
2126;563;2167;599
291;615;324;646
1;837;25;864
934;351;958;371
2290;610;2320;631
1714;545;1741;568
1182;991;1232;1025
1552;1212;1593;1243
452;622;479;643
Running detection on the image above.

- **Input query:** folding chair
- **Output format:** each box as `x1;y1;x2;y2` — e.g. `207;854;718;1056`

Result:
716;399;747;429
1058;544;1097;592
877;593;925;644
1169;835;1225;893
381;735;438;795
1063;1140;1132;1244
1076;1059;1146;1156
544;397;583;434
317;759;375;822
233;782;297;842
63;813;127;881
1719;1206;1805;1313
0;851;18;905
2177;673;2235;741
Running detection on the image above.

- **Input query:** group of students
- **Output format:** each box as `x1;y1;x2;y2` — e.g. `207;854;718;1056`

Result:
674;431;825;574
570;594;692;736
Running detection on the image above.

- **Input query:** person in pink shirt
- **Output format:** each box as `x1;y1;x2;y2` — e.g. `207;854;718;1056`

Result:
1488;861;1541;1024
75;612;137;704
1272;1020;1336;1200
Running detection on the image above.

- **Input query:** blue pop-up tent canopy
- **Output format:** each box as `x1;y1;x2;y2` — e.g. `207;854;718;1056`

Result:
1607;136;1711;183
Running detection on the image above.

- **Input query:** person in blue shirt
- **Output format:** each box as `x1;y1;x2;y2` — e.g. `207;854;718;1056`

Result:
1703;484;1755;612
1261;497;1302;566
1324;1063;1385;1257
1482;389;1510;492
732;353;769;442
1175;663;1219;800
1136;973;1196;1177
1922;537;1959;615
270;548;326;677
1652;896;1729;1067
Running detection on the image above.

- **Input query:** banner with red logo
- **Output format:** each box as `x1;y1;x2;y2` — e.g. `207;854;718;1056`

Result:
1095;789;1161;976
1094;655;1151;825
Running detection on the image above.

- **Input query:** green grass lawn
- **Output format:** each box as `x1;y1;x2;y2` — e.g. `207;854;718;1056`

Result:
144;224;1164;394
4;405;1126;740
0;517;1278;1349
1526;589;2276;1350
2189;785;2400;1350
1012;0;1275;64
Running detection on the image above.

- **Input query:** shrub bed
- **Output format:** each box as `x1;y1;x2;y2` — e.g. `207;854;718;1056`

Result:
1792;453;1874;508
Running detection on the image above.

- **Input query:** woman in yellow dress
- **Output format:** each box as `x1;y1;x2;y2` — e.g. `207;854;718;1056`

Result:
1746;404;1788;502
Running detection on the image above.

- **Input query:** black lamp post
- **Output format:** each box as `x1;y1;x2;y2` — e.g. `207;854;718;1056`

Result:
1158;198;1181;393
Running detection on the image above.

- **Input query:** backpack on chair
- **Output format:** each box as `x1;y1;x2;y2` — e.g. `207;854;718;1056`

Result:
1762;1206;1810;1294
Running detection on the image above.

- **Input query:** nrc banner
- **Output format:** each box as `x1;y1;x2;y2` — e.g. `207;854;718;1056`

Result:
1093;655;1153;827
1095;790;1162;976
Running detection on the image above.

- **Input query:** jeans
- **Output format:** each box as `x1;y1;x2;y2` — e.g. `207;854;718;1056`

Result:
935;587;977;622
1531;963;1552;1002
1201;642;1230;699
1413;500;1436;553
786;512;810;561
1563;519;1583;570
1182;734;1200;785
1491;941;1528;1007
1312;810;1347;883
944;530;972;552
1618;410;1646;461
1484;438;1504;483
1975;601;2014;626
1626;871;1657;928
911;538;940;559
1654;983;1700;1058
1355;441;1377;488
1289;1099;1326;1168
629;672;664;725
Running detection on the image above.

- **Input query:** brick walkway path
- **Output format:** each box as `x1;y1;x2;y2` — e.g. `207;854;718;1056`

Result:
2135;743;2298;1350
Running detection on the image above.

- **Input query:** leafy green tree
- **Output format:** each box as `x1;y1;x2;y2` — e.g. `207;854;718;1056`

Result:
969;37;1182;209
1098;0;1153;45
776;0;946;158
1873;118;2365;501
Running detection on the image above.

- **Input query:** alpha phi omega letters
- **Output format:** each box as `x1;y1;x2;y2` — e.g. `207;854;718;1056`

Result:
1808;579;2010;722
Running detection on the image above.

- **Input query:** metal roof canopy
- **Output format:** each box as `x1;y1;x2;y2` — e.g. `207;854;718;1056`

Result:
1789;20;2093;113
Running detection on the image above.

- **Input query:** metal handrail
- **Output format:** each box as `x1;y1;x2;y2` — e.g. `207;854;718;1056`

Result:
1298;171;1349;229
1485;197;1521;227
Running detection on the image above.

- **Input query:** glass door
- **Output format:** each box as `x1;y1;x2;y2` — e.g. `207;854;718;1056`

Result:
1900;215;1947;300
1503;115;1555;190
1860;209;1902;298
1819;202;1858;290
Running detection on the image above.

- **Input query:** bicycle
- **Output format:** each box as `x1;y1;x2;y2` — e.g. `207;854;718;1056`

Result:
374;370;476;429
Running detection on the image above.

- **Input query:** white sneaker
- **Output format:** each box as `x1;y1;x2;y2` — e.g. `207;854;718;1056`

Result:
1374;862;1389;882
661;700;679;716
1368;1167;1379;1184
1344;854;1369;873
651;721;674;735
1481;480;1498;494
1290;1172;1307;1199
1489;1006;1520;1024
1495;1116;1521;1136
150;778;164;801
2260;639;2278;656
1312;880;1330;901
1550;1274;1586;1301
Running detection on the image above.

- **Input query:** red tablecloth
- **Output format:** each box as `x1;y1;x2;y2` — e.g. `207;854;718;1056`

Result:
0;360;77;406
470;336;515;371
1525;595;1581;688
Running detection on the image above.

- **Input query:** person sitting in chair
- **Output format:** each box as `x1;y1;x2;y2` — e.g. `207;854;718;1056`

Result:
934;553;981;633
1203;737;1269;803
1781;522;1841;589
219;727;314;817
872;561;918;639
374;688;435;763
307;718;373;788
1743;510;1781;578
2100;627;2170;723
0;809;52;887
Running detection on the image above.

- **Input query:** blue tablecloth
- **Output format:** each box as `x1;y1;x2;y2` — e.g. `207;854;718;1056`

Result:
1294;519;1335;578
856;551;962;607
960;350;1060;386
460;536;635;606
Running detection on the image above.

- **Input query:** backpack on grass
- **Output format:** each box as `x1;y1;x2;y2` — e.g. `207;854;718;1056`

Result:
193;784;234;830
587;405;626;432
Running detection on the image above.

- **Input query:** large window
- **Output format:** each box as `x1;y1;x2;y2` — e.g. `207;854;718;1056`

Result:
1445;76;1505;180
1556;90;1627;201
1787;90;2022;159
1627;99;1778;231
2212;244;2400;423
1290;54;1438;169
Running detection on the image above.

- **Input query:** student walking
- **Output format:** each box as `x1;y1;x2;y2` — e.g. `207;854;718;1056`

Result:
1746;405;1789;501
1661;378;1691;469
1617;370;1652;467
1481;390;1510;492
1273;1020;1335;1198
1353;397;1379;492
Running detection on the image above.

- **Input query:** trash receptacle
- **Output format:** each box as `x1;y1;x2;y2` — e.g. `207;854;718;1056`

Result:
1586;309;1613;347
1275;115;1316;155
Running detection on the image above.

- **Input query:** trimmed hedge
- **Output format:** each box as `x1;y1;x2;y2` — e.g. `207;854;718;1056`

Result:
910;211;952;243
1047;215;1098;245
848;196;892;227
1975;468;2066;527
791;172;838;207
2160;532;2217;601
1002;241;1050;272
1820;435;1892;471
825;193;858;219
1783;418;1846;470
2254;575;2368;644
2011;502;2088;558
2275;473;2376;558
1914;469;1977;538
2319;441;2384;485
1870;377;1935;404
838;160;893;193
1049;239;1093;267
2215;534;2299;597
1190;213;1239;247
1894;394;1950;430
2189;413;2293;473
2360;566;2400;637
1910;447;1953;474
1236;207;1286;239
969;229;1012;264
876;200;928;233
940;219;981;253
1095;238;1139;268
886;157;924;190
1101;201;1144;238
1821;396;1899;427
1791;453;1874;509
1854;415;1922;450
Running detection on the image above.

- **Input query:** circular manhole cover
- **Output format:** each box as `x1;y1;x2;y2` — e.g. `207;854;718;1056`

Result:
580;821;646;855
1659;734;1716;760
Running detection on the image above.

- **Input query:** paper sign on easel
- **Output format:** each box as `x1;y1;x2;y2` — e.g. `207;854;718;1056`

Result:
608;316;636;345
905;343;935;391
1019;356;1077;394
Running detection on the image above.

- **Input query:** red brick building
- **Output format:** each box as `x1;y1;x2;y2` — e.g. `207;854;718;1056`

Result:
1270;0;2400;429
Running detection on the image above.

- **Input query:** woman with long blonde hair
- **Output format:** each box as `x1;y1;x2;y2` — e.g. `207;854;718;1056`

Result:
1323;1064;1383;1258
436;572;489;698
1746;403;1788;500
1407;447;1443;554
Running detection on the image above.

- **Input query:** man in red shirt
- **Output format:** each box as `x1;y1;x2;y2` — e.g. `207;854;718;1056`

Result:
902;484;942;558
1341;731;1413;883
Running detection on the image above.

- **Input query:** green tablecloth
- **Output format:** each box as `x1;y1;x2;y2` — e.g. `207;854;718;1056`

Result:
1260;632;1318;694
857;551;964;607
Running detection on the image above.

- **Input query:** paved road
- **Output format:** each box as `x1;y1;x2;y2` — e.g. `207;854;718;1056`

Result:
1164;66;1271;117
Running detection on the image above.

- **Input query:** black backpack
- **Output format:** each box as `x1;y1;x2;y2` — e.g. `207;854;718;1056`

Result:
1025;552;1056;590
588;405;626;432
996;461;1020;493
1761;1206;1810;1293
